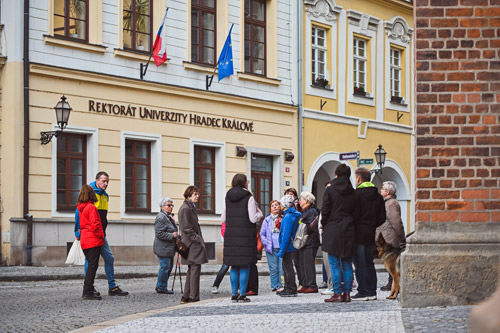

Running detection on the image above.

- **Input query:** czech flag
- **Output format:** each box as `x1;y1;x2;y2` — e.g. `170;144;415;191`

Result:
153;8;169;67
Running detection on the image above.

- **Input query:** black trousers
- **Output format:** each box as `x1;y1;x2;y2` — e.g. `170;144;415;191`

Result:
83;246;101;295
212;264;229;288
292;250;303;286
247;263;259;292
282;252;297;293
299;247;319;289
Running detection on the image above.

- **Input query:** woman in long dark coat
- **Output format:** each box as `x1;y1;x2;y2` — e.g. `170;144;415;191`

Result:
178;186;208;304
321;164;358;303
222;174;263;303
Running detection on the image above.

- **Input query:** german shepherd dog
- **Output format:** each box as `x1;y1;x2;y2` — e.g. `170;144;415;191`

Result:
377;237;401;300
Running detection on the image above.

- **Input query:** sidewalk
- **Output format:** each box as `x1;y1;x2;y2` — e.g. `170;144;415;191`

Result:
0;262;387;282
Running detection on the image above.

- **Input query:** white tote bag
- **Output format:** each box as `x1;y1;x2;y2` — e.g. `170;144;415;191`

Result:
65;240;86;266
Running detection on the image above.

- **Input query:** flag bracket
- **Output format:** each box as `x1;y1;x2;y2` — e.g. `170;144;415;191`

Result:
206;75;215;90
140;54;153;80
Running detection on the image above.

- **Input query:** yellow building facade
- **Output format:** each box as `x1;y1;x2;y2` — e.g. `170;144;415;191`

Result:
301;0;414;232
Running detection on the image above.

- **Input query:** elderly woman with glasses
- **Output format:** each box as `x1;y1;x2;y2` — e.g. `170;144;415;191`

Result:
153;197;178;294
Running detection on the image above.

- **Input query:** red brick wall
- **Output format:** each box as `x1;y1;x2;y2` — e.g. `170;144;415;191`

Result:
415;0;500;223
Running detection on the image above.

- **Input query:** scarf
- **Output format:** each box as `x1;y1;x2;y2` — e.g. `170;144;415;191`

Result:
271;213;281;232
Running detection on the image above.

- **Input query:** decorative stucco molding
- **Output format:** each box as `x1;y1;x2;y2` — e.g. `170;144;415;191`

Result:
305;0;342;22
385;16;413;44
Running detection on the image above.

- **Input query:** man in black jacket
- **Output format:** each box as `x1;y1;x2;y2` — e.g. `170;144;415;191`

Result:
352;168;386;301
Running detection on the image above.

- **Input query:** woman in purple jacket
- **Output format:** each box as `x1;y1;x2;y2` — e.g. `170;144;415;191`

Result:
260;200;284;292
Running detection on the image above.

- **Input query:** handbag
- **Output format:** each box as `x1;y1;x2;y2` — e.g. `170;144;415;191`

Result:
176;237;190;258
292;221;309;250
65;239;86;265
257;232;264;252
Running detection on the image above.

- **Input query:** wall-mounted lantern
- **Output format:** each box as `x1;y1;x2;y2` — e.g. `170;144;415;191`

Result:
236;146;247;157
40;96;72;145
284;151;295;162
373;144;387;174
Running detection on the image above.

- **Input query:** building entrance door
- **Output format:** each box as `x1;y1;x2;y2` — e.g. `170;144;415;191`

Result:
251;154;273;214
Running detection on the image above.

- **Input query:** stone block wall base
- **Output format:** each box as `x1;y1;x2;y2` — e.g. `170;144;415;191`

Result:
401;222;500;308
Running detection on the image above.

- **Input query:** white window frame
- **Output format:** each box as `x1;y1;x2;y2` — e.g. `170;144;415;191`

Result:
353;37;367;91
346;10;380;107
51;125;99;217
121;131;162;218
190;139;226;216
304;0;342;99
390;48;401;98
384;16;412;113
312;26;327;83
245;147;284;201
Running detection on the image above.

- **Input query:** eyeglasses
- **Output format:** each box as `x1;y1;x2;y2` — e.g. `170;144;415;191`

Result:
165;204;174;207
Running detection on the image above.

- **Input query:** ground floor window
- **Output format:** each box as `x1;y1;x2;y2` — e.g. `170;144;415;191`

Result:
251;154;273;214
125;139;151;212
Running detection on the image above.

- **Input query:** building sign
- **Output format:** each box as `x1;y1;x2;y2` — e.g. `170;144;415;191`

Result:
339;152;358;161
359;158;373;165
88;100;254;132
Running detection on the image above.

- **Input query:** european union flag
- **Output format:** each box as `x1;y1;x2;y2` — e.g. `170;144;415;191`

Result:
218;24;234;82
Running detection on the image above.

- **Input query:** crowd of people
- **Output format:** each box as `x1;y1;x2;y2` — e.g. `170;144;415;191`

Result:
75;166;406;304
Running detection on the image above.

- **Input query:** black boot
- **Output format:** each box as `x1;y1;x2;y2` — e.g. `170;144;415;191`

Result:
380;274;393;291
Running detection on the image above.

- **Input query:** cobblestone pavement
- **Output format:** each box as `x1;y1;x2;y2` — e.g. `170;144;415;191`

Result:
0;265;473;333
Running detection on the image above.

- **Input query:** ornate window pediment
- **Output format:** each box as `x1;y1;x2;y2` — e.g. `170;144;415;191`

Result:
385;16;413;44
305;0;342;22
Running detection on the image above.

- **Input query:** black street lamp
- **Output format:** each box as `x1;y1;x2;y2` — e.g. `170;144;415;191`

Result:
374;144;387;174
40;96;72;144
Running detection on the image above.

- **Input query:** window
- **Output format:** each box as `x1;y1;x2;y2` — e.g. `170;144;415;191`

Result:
194;146;215;213
251;155;273;214
125;140;151;212
312;26;327;87
244;0;266;75
191;0;216;65
54;0;89;41
57;133;87;211
353;38;367;95
390;48;401;100
123;0;152;52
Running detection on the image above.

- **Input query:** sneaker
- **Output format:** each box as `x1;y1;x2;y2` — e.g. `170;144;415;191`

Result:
211;286;219;294
109;286;129;296
278;290;297;297
367;294;377;300
155;287;174;294
231;295;239;303
303;288;319;293
246;290;258;296
82;293;102;300
324;293;342;303
351;293;369;301
237;295;251;302
275;288;285;294
93;288;101;297
272;288;277;292
321;289;334;295
318;281;328;289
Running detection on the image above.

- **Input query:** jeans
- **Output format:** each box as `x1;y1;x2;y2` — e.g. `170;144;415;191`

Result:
328;254;353;294
230;265;249;296
322;262;328;283
84;238;117;289
213;264;229;288
354;244;377;296
82;246;101;295
266;248;283;289
156;256;174;292
282;252;297;293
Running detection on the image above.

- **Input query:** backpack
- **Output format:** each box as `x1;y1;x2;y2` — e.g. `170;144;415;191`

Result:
292;221;308;250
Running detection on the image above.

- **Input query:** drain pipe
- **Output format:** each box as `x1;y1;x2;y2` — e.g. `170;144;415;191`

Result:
297;0;304;192
23;0;32;265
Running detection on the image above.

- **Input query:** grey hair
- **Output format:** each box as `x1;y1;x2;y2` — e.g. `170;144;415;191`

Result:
159;197;173;208
383;181;397;197
300;191;316;205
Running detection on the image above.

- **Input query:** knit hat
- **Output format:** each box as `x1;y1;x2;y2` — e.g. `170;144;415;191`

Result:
280;194;295;208
300;191;316;205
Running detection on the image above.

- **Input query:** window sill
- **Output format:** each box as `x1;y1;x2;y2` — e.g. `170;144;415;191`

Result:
311;85;333;92
237;72;281;86
352;93;374;100
183;61;217;74
44;35;107;54
390;100;408;107
114;49;168;64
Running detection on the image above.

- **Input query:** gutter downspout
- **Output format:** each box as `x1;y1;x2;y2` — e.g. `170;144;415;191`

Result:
23;0;32;265
297;0;303;192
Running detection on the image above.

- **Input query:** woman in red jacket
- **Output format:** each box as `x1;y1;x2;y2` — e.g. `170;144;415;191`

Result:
77;184;105;300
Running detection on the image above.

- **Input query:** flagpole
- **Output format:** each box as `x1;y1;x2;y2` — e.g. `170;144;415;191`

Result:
140;54;153;80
